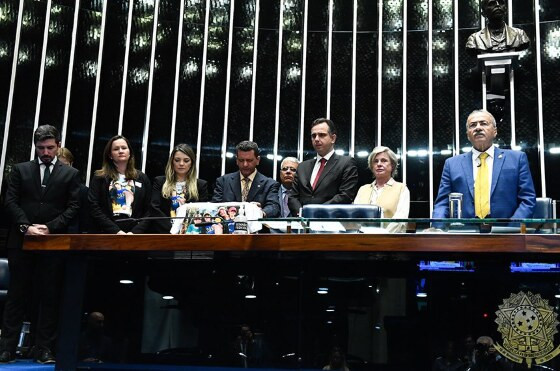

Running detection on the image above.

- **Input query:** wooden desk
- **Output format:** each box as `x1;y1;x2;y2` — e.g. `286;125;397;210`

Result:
24;233;560;254
22;233;560;370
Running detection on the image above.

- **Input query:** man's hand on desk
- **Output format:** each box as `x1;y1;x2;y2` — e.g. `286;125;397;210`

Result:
422;227;445;233
250;201;266;218
26;224;50;235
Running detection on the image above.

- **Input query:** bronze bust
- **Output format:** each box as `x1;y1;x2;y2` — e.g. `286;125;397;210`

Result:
466;0;530;54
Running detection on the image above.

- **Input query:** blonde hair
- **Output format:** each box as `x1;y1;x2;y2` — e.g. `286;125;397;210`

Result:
367;146;399;177
57;147;74;165
161;144;199;201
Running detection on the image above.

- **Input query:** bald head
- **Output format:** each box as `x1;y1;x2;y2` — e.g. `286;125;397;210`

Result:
88;312;105;330
476;336;494;347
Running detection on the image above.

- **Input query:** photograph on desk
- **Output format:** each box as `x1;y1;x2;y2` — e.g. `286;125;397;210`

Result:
170;202;263;234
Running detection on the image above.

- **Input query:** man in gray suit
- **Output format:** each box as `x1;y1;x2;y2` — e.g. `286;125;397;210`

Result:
278;157;299;218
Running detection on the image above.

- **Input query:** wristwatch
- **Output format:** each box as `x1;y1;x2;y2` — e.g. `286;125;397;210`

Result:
19;224;29;234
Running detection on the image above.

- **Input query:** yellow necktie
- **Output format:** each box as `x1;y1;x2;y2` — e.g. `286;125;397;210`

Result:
475;152;490;218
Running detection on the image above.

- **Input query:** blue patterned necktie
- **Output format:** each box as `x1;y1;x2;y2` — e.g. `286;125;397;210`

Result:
283;190;290;217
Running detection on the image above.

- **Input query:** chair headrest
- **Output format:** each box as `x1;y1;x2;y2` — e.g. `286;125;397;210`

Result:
534;197;553;219
302;204;382;219
0;258;9;289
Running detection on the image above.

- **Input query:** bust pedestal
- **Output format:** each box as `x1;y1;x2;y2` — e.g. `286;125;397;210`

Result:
477;51;521;130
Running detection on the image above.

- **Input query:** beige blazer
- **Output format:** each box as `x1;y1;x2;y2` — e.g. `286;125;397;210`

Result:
354;179;405;218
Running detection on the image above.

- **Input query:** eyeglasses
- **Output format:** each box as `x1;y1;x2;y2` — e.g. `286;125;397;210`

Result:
281;167;297;172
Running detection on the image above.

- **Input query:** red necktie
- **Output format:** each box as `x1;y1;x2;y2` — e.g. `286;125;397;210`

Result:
312;158;326;190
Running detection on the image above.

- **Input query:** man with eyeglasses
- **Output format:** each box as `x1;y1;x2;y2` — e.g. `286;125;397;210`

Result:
278;157;299;218
288;118;358;216
433;109;535;219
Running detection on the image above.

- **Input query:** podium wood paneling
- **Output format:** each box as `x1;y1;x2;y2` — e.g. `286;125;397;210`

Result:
23;233;560;254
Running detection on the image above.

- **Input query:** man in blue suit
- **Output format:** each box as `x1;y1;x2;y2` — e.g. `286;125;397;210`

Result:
433;109;536;219
212;141;280;218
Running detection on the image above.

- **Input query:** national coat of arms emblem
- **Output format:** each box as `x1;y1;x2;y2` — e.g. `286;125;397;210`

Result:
495;291;560;368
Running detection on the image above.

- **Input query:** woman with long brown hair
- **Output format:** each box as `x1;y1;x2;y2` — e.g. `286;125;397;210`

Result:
151;143;208;233
88;135;151;234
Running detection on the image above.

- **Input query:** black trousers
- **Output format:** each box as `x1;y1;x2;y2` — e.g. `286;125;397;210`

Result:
0;248;63;352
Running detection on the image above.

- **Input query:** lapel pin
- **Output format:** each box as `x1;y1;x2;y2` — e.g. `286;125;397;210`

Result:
498;154;503;159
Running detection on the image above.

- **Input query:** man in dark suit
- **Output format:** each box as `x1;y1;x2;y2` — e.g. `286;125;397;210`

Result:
1;125;80;363
278;157;299;218
433;109;536;219
288;118;359;216
212;141;280;218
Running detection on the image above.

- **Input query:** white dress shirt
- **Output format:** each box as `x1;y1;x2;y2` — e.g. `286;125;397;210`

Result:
310;148;335;187
38;157;57;185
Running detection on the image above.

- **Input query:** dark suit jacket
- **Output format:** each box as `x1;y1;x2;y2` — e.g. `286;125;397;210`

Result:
212;171;280;218
150;176;209;233
68;184;91;234
433;148;536;219
4;160;80;249
88;172;152;234
288;154;359;215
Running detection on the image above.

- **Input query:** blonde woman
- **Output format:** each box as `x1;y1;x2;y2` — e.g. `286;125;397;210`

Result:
151;144;209;233
354;146;410;232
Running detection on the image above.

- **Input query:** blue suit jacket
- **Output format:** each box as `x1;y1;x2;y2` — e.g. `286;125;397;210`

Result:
433;148;536;219
212;171;280;218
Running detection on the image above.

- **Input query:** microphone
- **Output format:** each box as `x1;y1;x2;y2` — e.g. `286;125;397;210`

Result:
114;216;188;223
476;162;481;168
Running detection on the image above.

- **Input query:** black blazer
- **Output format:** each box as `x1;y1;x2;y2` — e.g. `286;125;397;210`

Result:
68;184;91;233
212;171;280;217
288;154;359;215
4;160;80;249
150;176;209;233
88;172;152;234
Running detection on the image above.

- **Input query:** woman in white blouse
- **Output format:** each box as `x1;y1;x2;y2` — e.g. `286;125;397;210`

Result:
354;146;410;232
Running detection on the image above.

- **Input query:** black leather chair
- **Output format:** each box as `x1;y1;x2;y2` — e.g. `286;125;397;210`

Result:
302;204;383;219
533;197;553;218
490;198;555;234
0;258;9;302
532;197;554;233
301;204;383;232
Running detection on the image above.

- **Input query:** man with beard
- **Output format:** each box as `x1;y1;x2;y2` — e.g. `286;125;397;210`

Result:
1;125;80;363
433;109;535;220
